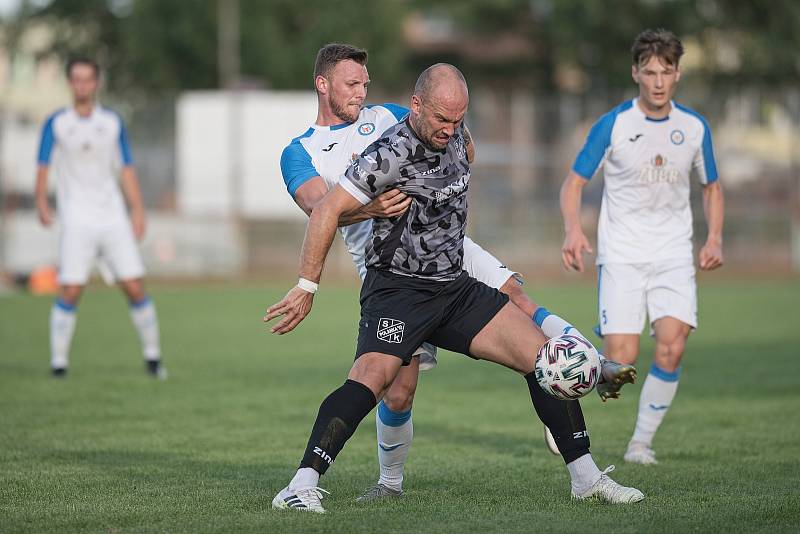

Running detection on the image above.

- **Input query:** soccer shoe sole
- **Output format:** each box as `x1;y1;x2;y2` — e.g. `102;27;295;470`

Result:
543;425;560;456
597;364;637;401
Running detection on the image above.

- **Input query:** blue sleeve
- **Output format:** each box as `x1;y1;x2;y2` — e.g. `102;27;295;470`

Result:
571;111;617;179
280;141;319;197
118;117;133;166
378;103;409;121
699;120;719;183
37;115;57;165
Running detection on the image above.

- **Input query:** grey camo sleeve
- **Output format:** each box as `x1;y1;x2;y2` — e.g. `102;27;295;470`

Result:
339;142;403;205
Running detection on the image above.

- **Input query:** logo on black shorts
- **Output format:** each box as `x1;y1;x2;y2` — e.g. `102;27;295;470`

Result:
377;318;405;343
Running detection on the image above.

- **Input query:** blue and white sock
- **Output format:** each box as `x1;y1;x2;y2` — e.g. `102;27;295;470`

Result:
532;307;602;360
50;299;77;369
376;400;412;491
631;363;680;446
129;296;161;361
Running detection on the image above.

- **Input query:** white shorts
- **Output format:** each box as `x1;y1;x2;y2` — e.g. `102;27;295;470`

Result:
415;236;519;370
596;259;697;336
59;220;145;285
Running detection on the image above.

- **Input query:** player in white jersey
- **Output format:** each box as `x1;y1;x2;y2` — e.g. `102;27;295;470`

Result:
560;29;725;464
35;58;164;379
278;44;636;504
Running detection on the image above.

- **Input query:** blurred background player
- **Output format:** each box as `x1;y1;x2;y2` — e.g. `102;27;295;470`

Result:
559;29;724;464
281;44;637;501
35;57;165;379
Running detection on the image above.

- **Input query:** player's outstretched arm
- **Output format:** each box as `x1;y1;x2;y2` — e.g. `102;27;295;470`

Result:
35;165;53;226
699;180;724;270
264;185;364;334
121;166;146;240
559;170;593;272
293;177;410;226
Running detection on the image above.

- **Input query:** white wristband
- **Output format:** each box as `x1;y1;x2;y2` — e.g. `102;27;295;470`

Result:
297;277;318;294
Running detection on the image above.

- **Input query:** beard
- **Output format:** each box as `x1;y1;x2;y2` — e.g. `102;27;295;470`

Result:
410;114;447;151
330;96;361;123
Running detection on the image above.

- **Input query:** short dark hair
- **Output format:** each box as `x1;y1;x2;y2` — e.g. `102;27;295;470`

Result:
66;57;100;79
631;29;684;67
314;43;368;80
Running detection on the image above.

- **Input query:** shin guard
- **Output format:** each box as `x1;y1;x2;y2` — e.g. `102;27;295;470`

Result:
299;379;377;474
525;371;590;464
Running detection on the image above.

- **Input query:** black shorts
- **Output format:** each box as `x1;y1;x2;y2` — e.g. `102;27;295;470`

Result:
356;269;509;364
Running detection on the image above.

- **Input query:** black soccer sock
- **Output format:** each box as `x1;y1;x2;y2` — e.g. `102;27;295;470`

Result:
524;371;590;464
299;379;377;475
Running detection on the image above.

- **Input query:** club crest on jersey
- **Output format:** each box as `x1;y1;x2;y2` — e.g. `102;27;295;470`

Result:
455;137;467;160
358;122;376;136
377;318;405;343
670;129;685;145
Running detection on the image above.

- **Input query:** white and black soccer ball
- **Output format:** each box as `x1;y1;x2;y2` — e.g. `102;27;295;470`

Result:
535;333;600;400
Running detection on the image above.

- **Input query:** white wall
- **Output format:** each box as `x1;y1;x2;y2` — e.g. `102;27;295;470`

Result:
176;90;317;219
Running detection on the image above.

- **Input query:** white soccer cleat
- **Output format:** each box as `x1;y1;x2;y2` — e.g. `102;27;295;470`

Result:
272;485;329;513
624;441;658;465
543;425;560;455
572;465;645;504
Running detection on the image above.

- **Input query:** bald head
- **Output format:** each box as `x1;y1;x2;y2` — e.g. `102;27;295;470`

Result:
409;63;469;151
414;63;468;102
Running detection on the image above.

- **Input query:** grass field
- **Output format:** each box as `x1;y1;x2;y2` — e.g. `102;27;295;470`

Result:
1;277;799;533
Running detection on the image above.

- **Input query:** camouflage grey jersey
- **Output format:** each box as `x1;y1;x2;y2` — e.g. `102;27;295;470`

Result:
339;118;471;281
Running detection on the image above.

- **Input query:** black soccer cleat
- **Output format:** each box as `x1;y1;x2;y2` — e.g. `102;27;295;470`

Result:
51;367;67;378
145;360;168;380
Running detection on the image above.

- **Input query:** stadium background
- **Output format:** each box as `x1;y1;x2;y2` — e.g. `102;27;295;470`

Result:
1;1;799;533
1;0;799;280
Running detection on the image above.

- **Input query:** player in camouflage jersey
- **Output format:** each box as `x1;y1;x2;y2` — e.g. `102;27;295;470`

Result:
266;64;644;513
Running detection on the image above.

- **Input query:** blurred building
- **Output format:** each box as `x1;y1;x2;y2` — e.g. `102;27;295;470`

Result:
1;8;799;284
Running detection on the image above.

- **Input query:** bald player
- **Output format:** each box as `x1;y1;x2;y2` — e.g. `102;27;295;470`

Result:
268;64;644;513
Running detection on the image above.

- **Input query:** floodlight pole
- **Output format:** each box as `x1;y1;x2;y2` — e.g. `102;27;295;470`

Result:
218;0;243;221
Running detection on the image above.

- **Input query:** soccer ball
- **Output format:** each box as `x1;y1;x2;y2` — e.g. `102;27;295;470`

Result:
535;333;600;400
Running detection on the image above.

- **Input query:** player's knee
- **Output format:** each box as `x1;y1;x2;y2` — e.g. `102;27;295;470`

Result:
604;342;638;364
383;388;414;412
382;373;417;412
348;355;401;398
655;338;685;370
59;286;83;306
121;279;146;303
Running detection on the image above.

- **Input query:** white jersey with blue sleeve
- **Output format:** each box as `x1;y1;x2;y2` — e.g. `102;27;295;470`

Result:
280;103;409;278
572;98;719;264
38;105;134;226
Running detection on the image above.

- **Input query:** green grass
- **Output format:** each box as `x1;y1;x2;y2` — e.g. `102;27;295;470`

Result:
1;278;799;533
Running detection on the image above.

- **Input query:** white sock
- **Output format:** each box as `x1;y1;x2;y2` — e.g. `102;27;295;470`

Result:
533;307;590;342
631;364;680;447
376;400;413;491
129;297;161;361
289;467;320;490
50;300;77;369
567;453;602;495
